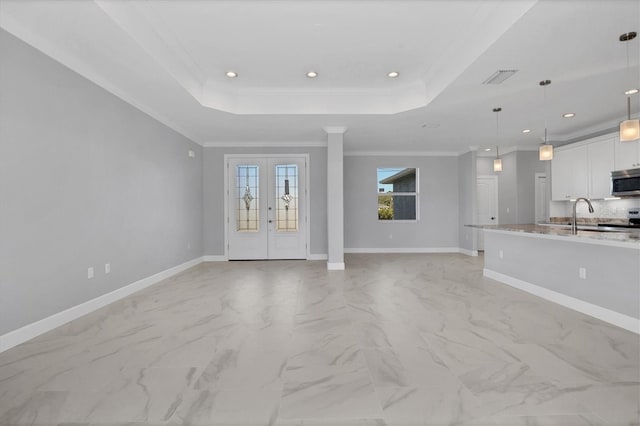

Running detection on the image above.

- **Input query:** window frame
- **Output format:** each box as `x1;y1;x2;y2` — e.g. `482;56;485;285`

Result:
376;167;420;223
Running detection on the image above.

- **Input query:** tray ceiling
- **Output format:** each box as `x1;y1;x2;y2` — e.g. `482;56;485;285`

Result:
1;0;639;152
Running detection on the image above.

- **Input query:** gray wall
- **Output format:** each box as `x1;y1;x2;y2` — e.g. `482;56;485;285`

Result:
498;153;519;224
477;151;548;225
485;231;639;319
344;155;459;249
0;29;203;335
203;146;328;256
458;151;476;251
516;151;549;224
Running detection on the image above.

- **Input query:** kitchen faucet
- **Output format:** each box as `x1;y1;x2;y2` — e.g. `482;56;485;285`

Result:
571;197;594;234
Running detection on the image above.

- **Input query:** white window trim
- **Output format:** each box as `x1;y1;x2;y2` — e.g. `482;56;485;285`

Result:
376;167;420;223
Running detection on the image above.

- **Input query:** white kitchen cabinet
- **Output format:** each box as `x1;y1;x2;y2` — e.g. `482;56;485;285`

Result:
614;137;640;170
588;137;615;199
552;144;588;200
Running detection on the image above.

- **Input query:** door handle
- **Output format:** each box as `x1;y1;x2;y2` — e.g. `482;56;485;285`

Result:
269;220;273;223
490;217;495;220
268;207;272;210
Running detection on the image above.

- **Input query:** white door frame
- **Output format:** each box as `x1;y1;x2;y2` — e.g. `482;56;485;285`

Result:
475;175;499;251
223;153;311;260
534;172;548;224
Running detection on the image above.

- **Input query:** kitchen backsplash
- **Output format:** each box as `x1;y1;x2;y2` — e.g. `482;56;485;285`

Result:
550;197;640;221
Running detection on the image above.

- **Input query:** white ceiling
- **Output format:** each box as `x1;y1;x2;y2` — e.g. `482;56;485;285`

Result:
1;0;639;153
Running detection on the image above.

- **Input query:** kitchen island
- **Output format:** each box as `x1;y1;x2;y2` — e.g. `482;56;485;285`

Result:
470;224;640;333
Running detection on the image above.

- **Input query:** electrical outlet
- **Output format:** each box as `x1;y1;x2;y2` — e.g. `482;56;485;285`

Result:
188;150;195;158
105;263;110;274
88;267;94;279
506;207;510;213
579;267;587;279
388;233;393;239
499;250;504;259
187;242;191;249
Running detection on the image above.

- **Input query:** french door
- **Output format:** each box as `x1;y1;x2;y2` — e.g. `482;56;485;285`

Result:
227;156;307;260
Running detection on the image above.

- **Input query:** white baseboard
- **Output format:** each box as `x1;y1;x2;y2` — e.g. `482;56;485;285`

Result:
308;253;328;260
484;268;640;334
458;248;479;256
203;255;226;262
344;247;462;254
327;262;345;270
0;257;204;353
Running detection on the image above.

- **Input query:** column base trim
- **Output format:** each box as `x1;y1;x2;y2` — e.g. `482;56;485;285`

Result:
327;262;345;270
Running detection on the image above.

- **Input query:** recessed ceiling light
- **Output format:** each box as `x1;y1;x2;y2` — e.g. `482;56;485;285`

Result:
625;88;639;95
484;148;492;152
562;113;576;118
225;71;237;78
522;129;531;133
387;71;399;78
306;71;318;78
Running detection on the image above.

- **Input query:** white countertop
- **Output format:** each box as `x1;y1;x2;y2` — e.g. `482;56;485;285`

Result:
467;224;640;249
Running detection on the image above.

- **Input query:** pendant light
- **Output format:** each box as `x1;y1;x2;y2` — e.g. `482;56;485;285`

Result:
620;31;640;142
539;79;554;160
493;107;503;172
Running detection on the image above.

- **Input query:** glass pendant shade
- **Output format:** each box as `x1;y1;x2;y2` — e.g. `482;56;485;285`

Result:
620;118;640;141
539;144;554;160
538;80;553;161
493;158;502;172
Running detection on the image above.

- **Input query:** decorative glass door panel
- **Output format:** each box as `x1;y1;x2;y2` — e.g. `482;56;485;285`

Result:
236;165;259;232
227;157;306;260
275;164;298;232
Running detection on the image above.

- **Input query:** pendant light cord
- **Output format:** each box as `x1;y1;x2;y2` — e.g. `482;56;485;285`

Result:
626;37;632;120
494;107;501;158
543;83;548;144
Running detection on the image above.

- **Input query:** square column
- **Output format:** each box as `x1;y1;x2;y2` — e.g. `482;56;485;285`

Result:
325;127;346;270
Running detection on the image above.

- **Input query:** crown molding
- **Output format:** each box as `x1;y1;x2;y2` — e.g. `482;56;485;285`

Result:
476;145;540;157
344;150;459;157
0;12;204;145
95;0;207;102
559;127;619;146
203;141;327;148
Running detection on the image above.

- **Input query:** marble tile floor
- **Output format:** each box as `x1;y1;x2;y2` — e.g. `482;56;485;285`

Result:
0;253;638;426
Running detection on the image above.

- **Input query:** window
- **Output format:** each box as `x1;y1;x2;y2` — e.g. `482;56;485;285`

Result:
377;167;418;221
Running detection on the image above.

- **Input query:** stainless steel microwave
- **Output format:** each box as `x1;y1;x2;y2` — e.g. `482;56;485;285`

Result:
611;168;640;196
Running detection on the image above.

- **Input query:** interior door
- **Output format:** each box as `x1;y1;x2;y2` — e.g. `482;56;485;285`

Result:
535;173;549;224
475;175;498;250
227;156;306;260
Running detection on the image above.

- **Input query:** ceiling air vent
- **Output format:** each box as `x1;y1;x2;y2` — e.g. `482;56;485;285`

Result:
483;69;518;84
